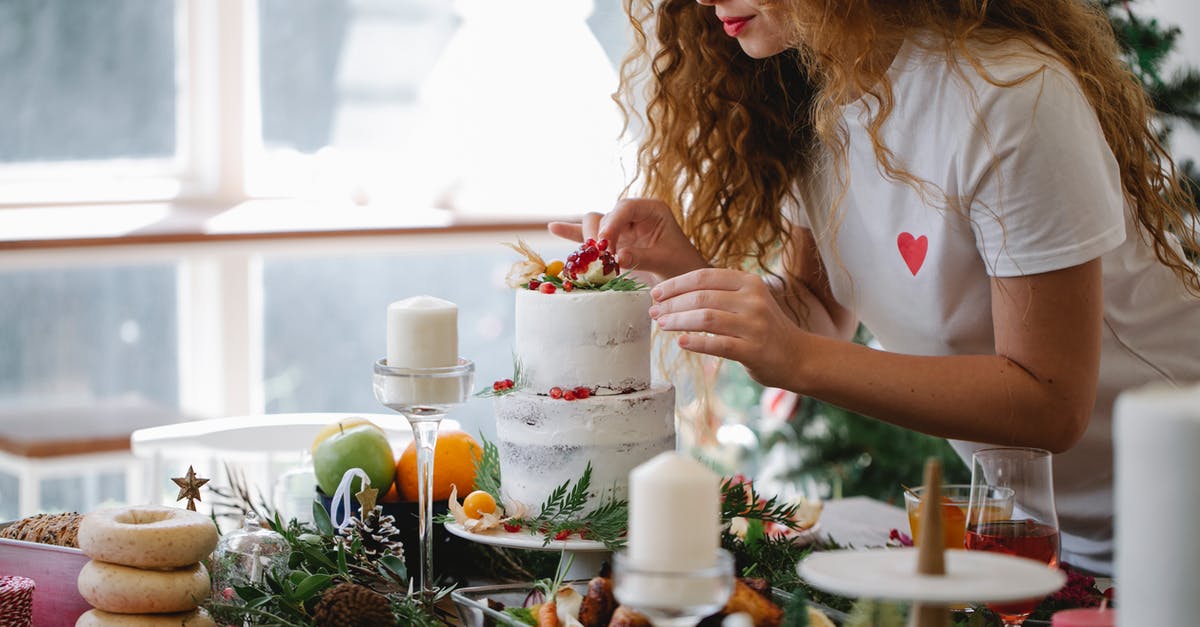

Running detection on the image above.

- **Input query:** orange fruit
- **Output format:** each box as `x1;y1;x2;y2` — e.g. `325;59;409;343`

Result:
463;490;497;519
395;430;482;502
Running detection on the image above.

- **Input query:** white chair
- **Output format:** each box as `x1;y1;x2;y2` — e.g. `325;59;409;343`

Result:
129;413;460;518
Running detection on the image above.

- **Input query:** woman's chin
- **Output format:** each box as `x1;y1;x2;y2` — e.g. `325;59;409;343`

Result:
738;40;789;59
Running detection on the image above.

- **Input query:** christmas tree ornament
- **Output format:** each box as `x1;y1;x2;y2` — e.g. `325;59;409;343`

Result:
172;466;210;511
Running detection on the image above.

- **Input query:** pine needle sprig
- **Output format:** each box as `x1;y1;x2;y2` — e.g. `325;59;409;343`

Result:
596;270;646;292
472;436;504;504
476;356;524;398
537;464;593;524
721;477;802;530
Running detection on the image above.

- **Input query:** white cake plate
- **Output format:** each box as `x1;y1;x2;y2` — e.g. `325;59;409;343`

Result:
798;548;1066;604
444;522;611;579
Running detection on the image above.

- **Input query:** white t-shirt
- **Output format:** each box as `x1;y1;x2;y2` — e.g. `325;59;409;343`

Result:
789;36;1200;574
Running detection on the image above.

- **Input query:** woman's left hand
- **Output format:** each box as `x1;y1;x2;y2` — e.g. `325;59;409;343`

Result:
650;268;802;388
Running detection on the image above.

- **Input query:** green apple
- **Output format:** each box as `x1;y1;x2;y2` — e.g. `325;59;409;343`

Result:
313;422;396;497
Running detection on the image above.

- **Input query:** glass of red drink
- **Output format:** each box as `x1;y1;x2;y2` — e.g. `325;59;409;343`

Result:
965;447;1061;626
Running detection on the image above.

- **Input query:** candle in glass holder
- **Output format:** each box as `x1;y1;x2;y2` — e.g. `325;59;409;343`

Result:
618;452;724;614
627;452;720;571
386;296;458;367
1050;608;1116;627
383;296;459;405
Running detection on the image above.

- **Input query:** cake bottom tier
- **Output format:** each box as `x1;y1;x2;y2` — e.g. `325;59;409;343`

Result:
495;384;676;514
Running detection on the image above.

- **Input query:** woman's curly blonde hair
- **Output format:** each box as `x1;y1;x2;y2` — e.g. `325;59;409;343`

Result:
617;0;1200;295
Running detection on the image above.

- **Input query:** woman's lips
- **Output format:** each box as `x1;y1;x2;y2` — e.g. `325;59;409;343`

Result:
722;16;751;37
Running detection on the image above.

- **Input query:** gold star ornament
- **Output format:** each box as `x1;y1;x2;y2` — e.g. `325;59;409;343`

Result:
172;465;210;511
355;485;380;515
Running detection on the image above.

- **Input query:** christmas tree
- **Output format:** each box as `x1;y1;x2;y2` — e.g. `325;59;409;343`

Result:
1104;0;1200;208
746;1;1200;503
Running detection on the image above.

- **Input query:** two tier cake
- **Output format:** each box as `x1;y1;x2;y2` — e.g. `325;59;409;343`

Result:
494;240;677;514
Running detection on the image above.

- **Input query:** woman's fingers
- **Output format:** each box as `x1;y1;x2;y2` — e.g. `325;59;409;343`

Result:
649;288;743;319
675;332;743;363
547;221;584;242
651;268;751;303
653;307;745;336
582;212;603;241
548;212;604;243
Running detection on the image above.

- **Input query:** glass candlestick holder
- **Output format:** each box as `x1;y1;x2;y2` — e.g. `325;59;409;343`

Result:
612;548;735;627
372;357;474;604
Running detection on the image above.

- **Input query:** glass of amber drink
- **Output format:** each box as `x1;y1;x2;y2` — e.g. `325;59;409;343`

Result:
905;484;1014;549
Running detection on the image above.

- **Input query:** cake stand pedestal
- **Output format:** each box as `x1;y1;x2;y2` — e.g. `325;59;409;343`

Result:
444;522;611;580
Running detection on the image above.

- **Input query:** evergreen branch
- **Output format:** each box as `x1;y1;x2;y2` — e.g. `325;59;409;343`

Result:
533;465;591;524
472;435;504;504
597;269;647;291
475;355;524;397
721;476;802;530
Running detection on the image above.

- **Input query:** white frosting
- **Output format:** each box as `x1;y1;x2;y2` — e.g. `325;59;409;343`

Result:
495;384;676;513
514;289;651;393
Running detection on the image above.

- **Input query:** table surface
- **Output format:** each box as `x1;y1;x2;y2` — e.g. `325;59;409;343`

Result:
818;496;908;547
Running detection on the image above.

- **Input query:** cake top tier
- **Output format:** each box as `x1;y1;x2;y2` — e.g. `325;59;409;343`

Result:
500;238;653;394
514;289;653;393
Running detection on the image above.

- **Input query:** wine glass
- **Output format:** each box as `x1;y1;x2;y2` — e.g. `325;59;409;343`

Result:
965;447;1060;626
373;357;474;604
612;549;735;627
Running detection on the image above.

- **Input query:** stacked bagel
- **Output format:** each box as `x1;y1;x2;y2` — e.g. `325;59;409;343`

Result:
75;506;219;627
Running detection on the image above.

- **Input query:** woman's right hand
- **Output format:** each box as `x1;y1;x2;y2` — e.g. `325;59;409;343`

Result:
547;198;709;282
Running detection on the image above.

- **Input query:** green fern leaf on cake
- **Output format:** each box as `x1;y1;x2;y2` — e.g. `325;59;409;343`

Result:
476;357;524;398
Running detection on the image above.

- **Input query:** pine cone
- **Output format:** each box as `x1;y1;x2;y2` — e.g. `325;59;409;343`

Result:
312;582;394;627
340;506;405;561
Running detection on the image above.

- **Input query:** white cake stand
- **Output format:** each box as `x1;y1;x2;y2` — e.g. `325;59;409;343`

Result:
444;522;612;579
798;548;1066;605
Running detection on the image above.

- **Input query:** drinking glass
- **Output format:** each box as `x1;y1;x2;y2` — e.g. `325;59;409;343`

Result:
373;357;474;605
965;447;1060;626
904;484;1014;550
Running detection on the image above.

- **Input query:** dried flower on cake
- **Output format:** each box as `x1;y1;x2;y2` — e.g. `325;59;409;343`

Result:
503;239;547;288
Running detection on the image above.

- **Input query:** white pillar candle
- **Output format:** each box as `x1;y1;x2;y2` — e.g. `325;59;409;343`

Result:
1115;381;1200;627
386;296;458;368
628;451;720;571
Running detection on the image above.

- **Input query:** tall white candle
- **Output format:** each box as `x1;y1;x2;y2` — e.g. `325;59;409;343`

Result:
1114;381;1200;627
628;452;720;571
386;296;458;368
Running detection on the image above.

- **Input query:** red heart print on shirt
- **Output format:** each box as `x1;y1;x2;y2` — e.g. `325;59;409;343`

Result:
897;232;928;276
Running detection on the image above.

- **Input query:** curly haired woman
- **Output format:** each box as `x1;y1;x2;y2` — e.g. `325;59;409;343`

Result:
551;0;1200;574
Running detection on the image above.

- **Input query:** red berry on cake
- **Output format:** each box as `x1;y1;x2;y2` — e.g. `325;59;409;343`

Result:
549;386;563;399
554;529;571;541
538;282;557;294
528;279;541;289
563;390;577;401
503;522;522;533
503;378;514;389
575;387;590;399
562;240;621;286
563;281;574;292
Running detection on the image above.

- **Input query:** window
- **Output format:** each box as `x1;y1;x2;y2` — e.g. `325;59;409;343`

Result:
0;0;634;516
252;0;635;216
0;1;177;164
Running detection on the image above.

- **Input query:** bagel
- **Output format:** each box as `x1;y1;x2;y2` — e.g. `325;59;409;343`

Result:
77;560;209;614
78;506;218;569
76;608;216;626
